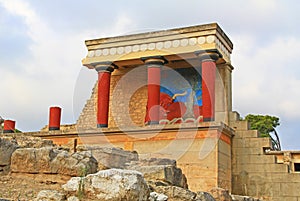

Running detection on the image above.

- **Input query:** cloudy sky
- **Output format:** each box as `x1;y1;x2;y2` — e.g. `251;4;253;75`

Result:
0;0;300;149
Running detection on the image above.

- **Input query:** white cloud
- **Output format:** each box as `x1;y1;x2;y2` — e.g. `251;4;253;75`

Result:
0;0;46;40
0;0;300;149
233;34;300;121
0;0;138;131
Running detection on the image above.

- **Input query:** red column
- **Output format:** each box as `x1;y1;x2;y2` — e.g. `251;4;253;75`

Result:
142;56;167;125
95;62;115;128
3;120;16;133
196;51;219;122
49;106;61;130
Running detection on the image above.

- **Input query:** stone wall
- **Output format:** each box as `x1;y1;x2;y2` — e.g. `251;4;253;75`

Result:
1;134;248;201
217;139;232;191
230;112;300;201
35;123;234;193
76;68;148;130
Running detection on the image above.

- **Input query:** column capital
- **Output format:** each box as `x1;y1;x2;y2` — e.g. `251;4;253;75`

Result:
91;61;118;73
195;50;222;62
141;56;168;66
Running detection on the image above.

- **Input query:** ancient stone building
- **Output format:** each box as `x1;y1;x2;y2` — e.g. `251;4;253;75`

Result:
26;23;300;200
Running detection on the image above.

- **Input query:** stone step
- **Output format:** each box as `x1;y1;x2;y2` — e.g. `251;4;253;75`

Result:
235;130;259;138
229;120;249;131
232;137;272;149
241;163;289;173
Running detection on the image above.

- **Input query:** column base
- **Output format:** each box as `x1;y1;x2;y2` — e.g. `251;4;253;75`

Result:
203;117;215;122
97;124;108;128
147;121;159;125
49;127;60;131
3;130;14;133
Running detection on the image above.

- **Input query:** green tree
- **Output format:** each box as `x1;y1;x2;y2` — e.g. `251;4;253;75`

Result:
244;114;281;150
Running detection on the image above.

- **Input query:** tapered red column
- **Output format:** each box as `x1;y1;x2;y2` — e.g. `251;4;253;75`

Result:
196;51;220;122
3;120;15;133
142;56;167;125
94;62;115;128
49;106;61;130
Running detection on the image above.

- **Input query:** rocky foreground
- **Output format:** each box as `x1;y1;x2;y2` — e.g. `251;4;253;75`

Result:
0;135;261;201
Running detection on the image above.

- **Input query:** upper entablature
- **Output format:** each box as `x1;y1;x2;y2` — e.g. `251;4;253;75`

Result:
82;23;233;68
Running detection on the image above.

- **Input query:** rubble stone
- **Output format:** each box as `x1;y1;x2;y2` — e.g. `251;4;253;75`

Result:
62;168;149;201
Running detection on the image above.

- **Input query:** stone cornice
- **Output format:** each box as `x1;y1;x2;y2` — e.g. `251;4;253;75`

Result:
82;23;233;68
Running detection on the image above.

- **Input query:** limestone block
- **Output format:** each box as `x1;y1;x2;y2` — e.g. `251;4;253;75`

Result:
8;136;55;148
272;197;297;201
151;186;216;201
35;190;66;201
196;191;216;201
234;154;276;165
231;195;262;201
67;196;79;201
209;187;232;201
50;150;98;176
152;186;196;201
232;147;264;155
232;138;246;148
244;138;272;149
229;111;240;122
11;147;56;173
62;168;150;201
83;146;139;170
234;130;259;138
11;148;98;176
242;163;288;173
229;121;249;131
127;158;187;188
281;182;300;196
0;138;18;166
149;192;168;201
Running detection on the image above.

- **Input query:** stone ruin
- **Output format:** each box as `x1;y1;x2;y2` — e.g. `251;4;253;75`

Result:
2;23;300;201
0;135;262;201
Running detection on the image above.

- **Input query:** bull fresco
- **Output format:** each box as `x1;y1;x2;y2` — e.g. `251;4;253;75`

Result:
159;68;203;124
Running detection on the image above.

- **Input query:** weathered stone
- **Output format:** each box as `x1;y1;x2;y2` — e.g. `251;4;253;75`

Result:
35;190;66;201
196;191;216;201
0;138;18;174
231;195;261;201
11;147;57;173
0;136;55;175
127;158;187;188
2;135;55;148
0;138;18;166
50;151;98;176
131;158;176;166
67;196;79;201
11;148;97;177
62;177;81;192
149;192;168;201
152;186;196;201
209;187;232;201
78;146;139;170
62;168;149;201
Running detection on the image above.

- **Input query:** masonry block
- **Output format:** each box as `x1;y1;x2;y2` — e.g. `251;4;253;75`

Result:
234;154;276;164
281;182;300;196
242;163;288;173
229;120;249;131
233;147;264;155
235;130;259;138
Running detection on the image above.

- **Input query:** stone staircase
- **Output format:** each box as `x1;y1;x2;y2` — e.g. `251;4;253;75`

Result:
229;112;300;201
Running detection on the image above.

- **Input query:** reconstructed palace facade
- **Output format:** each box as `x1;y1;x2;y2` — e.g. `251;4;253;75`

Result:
25;23;300;201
